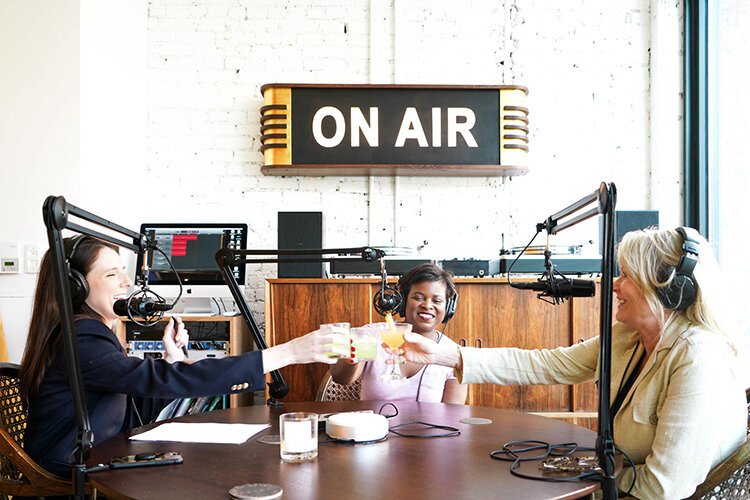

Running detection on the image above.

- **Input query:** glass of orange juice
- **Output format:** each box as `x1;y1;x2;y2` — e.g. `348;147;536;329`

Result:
375;321;412;380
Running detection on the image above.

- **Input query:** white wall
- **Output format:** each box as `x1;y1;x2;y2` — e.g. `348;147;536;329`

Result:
0;0;147;362
145;0;683;325
0;0;683;361
0;1;82;362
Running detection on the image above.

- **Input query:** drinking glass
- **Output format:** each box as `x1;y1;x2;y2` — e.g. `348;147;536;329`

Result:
350;325;378;362
279;412;318;462
319;322;350;358
376;322;412;380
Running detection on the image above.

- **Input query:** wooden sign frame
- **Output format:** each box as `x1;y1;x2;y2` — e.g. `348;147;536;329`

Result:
260;84;529;177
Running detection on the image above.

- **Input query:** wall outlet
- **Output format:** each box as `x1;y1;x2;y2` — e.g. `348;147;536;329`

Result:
25;244;40;273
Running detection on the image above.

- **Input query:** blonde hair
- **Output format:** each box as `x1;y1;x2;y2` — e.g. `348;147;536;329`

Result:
616;227;736;352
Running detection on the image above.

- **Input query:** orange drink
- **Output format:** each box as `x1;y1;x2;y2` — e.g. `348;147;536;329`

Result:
380;329;405;349
375;322;412;380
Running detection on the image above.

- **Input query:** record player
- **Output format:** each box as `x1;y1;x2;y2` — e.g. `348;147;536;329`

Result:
499;244;601;274
439;259;500;277
330;257;433;276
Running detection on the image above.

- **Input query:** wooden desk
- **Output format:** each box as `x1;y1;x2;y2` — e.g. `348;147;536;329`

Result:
87;401;607;499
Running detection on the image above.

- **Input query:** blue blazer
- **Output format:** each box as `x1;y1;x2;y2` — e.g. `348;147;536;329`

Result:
24;319;265;477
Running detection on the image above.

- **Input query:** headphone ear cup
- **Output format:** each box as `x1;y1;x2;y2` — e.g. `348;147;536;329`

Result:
657;267;696;311
658;273;696;312
443;293;458;323
69;268;89;307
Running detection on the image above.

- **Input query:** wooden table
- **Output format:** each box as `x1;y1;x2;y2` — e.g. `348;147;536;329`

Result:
87;401;608;499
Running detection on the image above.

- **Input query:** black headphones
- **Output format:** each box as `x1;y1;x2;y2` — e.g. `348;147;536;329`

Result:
67;236;90;307
657;227;700;312
396;282;458;324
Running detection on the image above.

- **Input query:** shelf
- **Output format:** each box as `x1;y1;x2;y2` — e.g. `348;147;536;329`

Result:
261;164;528;177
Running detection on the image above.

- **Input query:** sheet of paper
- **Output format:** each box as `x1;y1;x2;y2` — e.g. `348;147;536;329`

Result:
129;422;271;444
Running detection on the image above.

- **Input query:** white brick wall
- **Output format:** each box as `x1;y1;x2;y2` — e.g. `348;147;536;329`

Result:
146;0;681;333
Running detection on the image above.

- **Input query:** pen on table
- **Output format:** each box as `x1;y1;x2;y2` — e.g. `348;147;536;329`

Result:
173;316;189;358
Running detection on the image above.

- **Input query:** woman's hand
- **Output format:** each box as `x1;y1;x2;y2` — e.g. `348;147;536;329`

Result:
395;332;441;365
396;332;463;370
262;330;350;373
162;317;189;363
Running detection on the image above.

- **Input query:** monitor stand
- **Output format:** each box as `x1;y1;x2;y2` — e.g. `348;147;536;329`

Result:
172;297;216;316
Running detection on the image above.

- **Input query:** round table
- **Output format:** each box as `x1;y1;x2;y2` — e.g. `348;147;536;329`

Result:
86;400;607;499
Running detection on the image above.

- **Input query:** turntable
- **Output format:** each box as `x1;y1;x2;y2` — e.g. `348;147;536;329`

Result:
439;259;500;277
330;257;433;276
500;244;600;274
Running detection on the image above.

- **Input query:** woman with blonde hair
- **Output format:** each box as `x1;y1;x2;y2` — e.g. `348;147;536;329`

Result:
399;227;746;498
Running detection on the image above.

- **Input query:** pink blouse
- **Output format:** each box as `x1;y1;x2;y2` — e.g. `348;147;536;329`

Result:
359;333;458;403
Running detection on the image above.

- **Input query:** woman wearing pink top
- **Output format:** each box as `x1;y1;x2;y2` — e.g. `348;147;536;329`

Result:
331;263;467;404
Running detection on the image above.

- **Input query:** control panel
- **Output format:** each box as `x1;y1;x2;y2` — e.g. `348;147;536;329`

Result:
124;320;231;361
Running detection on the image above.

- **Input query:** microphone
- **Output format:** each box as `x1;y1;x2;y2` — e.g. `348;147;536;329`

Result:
113;297;173;318
512;277;595;300
373;287;402;316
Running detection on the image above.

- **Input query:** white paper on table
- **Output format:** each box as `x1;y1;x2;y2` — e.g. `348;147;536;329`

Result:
129;422;271;444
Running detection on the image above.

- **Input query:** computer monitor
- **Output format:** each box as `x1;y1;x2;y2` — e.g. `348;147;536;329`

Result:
136;223;248;314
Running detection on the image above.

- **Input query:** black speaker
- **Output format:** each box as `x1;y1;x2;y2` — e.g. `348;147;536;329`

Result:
278;212;324;278
602;210;659;275
601;210;660;250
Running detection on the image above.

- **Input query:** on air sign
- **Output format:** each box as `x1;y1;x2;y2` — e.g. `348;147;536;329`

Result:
260;84;528;177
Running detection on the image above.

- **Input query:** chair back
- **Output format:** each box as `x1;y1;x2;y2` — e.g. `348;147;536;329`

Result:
687;388;750;499
315;370;361;401
0;363;27;483
0;362;90;497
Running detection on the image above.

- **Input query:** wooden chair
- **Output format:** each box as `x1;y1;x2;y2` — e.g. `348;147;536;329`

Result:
315;369;361;402
0;362;93;499
687;388;750;499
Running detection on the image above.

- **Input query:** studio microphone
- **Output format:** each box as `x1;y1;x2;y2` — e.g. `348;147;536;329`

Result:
113;297;173;318
373;286;402;316
512;277;595;300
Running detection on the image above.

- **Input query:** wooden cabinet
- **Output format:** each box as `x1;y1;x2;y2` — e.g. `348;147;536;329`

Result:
265;278;601;426
114;316;252;408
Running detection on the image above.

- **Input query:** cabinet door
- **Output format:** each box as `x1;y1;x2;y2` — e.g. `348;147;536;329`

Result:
460;283;571;411
571;286;600;414
266;281;374;402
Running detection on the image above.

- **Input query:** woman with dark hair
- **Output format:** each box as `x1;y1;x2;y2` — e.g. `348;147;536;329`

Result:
331;263;467;404
21;236;349;477
399;228;746;498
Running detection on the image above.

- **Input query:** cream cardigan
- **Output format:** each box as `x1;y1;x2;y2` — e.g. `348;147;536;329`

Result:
458;317;746;499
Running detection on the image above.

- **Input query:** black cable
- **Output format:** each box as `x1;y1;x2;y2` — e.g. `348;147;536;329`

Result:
377;402;398;418
414;332;443;402
376;402;460;438
491;440;601;482
490;439;638;492
506;229;542;287
389;421;460;438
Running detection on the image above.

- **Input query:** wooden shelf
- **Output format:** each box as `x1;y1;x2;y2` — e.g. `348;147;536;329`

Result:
115;316;253;408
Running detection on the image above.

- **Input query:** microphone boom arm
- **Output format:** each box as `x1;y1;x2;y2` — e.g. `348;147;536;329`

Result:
42;195;152;499
535;182;618;499
214;246;387;404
